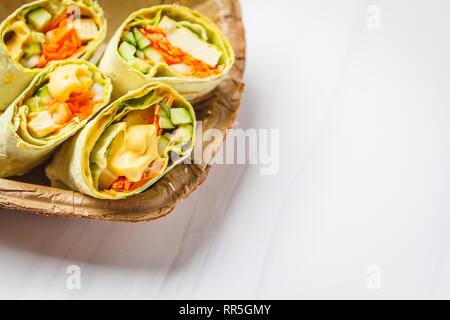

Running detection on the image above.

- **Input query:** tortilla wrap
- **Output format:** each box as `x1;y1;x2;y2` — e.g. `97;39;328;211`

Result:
99;4;234;102
0;59;112;177
0;0;106;111
45;82;196;200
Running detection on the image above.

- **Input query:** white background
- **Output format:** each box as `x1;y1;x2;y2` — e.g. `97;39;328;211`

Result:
1;0;450;299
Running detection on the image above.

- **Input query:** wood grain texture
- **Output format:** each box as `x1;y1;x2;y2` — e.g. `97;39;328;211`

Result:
0;0;246;222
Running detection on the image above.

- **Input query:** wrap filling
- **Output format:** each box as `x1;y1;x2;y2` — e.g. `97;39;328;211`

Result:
19;63;106;139
117;9;225;78
90;91;194;195
2;1;100;69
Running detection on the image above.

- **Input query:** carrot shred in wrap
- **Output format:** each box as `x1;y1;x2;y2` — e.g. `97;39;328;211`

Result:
40;90;95;134
141;26;224;78
109;167;162;193
26;89;95;136
66;90;96;120
37;15;84;68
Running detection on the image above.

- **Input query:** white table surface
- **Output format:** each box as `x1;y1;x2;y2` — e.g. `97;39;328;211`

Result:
1;0;450;299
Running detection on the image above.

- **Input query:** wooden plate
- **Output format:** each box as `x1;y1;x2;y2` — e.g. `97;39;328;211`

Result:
0;0;245;222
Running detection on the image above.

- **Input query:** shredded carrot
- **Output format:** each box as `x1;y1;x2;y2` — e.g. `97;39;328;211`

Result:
144;104;156;124
37;15;84;68
34;90;95;133
36;54;48;68
146;112;156;124
103;189;117;196
142;169;161;181
44;13;69;32
66;90;95;120
109;163;163;193
66;90;95;105
141;26;224;78
43;90;94;121
154;106;160;133
111;177;131;191
166;94;174;107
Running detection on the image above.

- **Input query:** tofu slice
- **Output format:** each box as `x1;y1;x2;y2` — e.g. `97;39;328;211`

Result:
158;16;222;67
52;103;72;125
158;16;177;34
27;110;58;138
74;19;98;42
170;63;192;74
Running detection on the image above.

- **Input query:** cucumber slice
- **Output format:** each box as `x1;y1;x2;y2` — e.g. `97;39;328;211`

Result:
158;136;170;155
122;31;136;46
136;50;144;59
174;124;194;145
159;116;175;129
132;28;150;50
47;1;65;17
26;84;51;112
130;58;151;74
118;41;136;62
36;85;52;104
170;108;192;125
31;31;45;43
159;105;171;118
27;8;52;32
24;42;42;59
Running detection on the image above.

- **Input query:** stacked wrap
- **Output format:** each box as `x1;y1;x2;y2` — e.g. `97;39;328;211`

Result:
46;82;196;200
0;0;107;111
99;5;234;102
0;59;112;177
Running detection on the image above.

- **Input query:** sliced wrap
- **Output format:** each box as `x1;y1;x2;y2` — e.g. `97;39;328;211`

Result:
0;59;112;177
0;0;106;111
46;82;196;200
99;5;234;102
